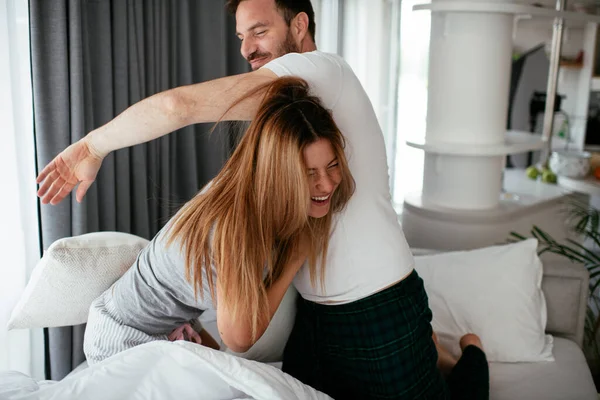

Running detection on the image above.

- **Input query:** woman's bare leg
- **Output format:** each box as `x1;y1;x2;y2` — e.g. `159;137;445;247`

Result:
446;333;489;399
433;332;458;377
459;333;484;352
434;332;486;377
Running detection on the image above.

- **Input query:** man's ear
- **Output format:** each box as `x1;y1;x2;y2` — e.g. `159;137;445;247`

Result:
292;12;310;42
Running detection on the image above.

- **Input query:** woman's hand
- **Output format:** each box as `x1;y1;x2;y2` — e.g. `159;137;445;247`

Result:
36;138;105;205
168;322;222;350
168;322;203;344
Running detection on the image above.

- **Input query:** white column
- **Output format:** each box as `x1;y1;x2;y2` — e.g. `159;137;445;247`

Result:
422;7;514;209
422;155;505;209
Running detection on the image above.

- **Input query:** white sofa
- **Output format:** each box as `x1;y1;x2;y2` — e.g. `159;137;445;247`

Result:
410;247;596;399
489;260;596;400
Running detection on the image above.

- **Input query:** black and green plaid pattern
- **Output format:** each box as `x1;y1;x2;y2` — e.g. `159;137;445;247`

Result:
283;270;449;400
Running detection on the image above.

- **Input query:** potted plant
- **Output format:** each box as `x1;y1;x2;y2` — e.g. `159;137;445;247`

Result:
509;200;600;375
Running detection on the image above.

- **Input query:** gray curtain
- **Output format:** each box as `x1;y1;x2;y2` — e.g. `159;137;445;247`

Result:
29;0;248;380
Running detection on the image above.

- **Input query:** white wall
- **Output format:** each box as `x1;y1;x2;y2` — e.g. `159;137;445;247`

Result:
514;19;585;58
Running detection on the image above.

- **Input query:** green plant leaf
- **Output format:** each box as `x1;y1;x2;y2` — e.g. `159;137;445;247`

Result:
586;230;600;249
587;270;600;279
565;198;600;235
509;232;527;241
576;218;589;233
530;228;543;242
589;278;600;298
544;244;585;263
532;225;556;243
566;239;600;263
537;247;553;256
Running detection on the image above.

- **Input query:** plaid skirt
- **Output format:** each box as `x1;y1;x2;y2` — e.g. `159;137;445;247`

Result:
282;270;449;400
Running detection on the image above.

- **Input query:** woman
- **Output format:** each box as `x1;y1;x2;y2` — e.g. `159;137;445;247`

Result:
81;76;355;364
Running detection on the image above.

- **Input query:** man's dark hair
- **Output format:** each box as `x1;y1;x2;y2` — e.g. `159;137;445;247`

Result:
226;0;316;40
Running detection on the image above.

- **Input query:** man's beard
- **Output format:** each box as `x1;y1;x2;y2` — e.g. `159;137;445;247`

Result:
247;29;300;69
278;29;300;55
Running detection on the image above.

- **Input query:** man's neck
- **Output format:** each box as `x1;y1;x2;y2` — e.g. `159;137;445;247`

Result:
300;38;317;53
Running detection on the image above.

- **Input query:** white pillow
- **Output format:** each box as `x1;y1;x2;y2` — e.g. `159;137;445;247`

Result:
8;232;148;330
414;239;554;363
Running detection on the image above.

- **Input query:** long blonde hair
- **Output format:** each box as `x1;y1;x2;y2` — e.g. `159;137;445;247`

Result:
166;77;355;340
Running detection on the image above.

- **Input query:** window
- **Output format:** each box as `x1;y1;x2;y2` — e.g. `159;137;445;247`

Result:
393;0;430;208
0;0;43;379
314;0;430;210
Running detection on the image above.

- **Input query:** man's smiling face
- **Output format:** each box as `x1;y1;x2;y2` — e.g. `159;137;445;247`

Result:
235;0;299;70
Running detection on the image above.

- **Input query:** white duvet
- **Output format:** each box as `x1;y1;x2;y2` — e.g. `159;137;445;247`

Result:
0;341;331;400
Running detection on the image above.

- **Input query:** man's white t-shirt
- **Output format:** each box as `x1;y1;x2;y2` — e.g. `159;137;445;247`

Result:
263;51;414;304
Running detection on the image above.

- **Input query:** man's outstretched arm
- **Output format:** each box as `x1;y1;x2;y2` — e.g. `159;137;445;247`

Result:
37;69;276;205
88;69;276;156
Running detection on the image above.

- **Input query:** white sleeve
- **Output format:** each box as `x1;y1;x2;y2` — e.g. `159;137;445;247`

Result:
261;51;344;110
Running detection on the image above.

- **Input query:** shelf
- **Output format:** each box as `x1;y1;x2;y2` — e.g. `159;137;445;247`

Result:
514;14;595;29
413;2;600;25
557;175;600;196
403;169;572;223
406;130;546;156
560;60;584;69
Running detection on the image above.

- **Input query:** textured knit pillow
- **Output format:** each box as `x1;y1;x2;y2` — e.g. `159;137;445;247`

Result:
8;232;148;329
414;239;554;363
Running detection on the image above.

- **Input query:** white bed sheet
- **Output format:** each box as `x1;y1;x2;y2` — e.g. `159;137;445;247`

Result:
0;341;329;400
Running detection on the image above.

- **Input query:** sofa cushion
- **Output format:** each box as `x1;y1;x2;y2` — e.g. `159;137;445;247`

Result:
541;260;589;347
489;337;597;400
414;239;553;362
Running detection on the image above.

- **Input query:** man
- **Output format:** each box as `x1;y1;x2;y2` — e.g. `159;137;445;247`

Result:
37;1;488;399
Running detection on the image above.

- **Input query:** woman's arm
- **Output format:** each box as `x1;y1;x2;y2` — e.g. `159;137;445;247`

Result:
216;244;308;353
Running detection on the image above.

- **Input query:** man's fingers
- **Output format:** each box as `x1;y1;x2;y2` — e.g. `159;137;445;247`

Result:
37;170;57;198
40;177;65;205
75;180;93;203
43;177;71;205
51;181;77;205
36;161;56;184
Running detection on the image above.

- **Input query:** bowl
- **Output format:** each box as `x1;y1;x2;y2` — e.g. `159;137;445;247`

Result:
549;150;591;179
